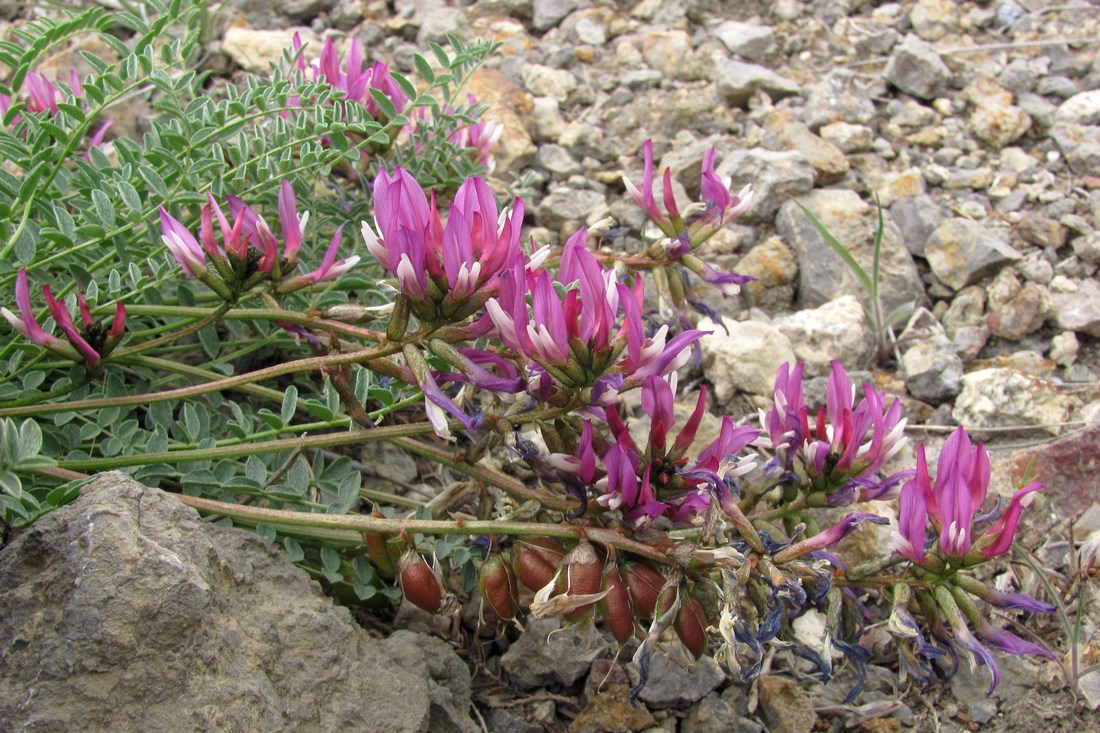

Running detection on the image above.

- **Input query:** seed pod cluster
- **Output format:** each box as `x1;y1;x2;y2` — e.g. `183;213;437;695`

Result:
398;549;442;613
674;596;708;659
479;553;520;620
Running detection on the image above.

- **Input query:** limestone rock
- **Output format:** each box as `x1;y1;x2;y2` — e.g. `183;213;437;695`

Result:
717;149;815;223
953;369;1080;436
699;318;796;401
0;473;434;733
773;296;877;378
714;59;802;107
222;27;318;73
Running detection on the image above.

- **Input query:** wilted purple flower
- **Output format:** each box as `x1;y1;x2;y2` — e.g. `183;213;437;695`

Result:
2;268;125;369
772;513;889;564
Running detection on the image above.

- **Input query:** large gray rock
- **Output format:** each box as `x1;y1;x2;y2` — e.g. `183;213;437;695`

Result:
0;473;437;733
924;219;1022;291
883;33;951;100
804;71;877;130
1055;90;1100;125
713;21;776;61
380;631;480;733
1050;123;1100;174
775;189;923;314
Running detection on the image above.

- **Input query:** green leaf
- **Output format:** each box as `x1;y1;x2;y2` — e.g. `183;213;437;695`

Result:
280;386;298;424
283;537;305;562
91;189;116;227
413;54;435;83
0;470;21;499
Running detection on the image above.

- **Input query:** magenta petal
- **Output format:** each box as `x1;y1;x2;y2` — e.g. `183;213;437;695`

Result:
979;481;1043;559
895;478;928;564
278;180;302;259
42;285;100;367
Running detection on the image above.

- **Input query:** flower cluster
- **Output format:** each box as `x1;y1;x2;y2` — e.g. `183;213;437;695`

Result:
548;374;759;528
760;360;909;504
292;35;407;121
159;180;357;300
1;268;125;369
893;427;1044;565
624;139;755;301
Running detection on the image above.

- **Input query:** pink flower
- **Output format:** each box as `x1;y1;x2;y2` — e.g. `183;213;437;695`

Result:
159;206;207;277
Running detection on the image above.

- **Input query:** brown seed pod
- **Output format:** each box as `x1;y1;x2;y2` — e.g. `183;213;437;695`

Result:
674;595;708;660
398;550;442;613
479;553;520;620
623;563;666;620
558;541;603;621
597;564;635;644
512;536;565;591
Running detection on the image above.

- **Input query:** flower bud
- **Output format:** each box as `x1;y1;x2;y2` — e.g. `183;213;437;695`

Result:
623;563;666;620
597;564;635;644
479;553;520;620
558;541;603;621
398;550;442;613
513;537;565;591
674;596;708;660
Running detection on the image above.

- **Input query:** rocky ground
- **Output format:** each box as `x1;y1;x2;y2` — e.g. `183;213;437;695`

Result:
5;0;1100;731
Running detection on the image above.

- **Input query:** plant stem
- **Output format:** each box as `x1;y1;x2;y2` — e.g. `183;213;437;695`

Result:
113;302;233;358
120;304;386;342
174;493;672;564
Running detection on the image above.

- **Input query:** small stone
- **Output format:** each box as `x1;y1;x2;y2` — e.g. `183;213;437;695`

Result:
889;194;943;257
532;0;582;31
716;149;815;222
521;63;576;102
819;121;875;153
884;33;952;101
909;0;957;41
875;167;926;207
1051;123;1100;174
222;27;318;73
1049;278;1100;337
805;71;877;130
682;692;764;733
536;187;607;233
629;651;724;708
1072;232;1100;263
501;616;609;689
756;676;816;733
925;218;1023;291
713;21;776;62
902;340;963;402
987;284;1046;340
568;682;655;733
1017;214;1068;249
775;122;850;185
643;29;693;78
715;59;802;108
537;143;581;175
1050;331;1079;367
531;96;567;142
965;75;1031;149
736;237;799;308
1055;90;1100;125
699;319;796;401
